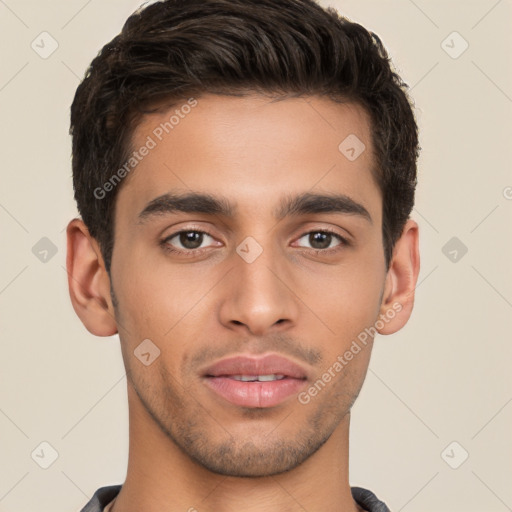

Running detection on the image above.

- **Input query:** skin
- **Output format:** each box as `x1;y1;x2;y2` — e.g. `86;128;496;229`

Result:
66;94;420;512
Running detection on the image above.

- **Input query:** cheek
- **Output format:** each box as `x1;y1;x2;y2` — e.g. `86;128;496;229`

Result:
303;258;384;334
112;230;385;351
111;242;186;332
298;252;385;378
112;257;211;379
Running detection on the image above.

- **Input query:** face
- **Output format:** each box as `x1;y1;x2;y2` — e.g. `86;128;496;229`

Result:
110;94;388;477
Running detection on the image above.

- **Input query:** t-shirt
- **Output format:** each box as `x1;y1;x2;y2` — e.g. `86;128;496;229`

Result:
80;484;391;512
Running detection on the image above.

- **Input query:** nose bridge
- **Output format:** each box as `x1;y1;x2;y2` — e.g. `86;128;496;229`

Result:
237;235;282;294
219;233;297;334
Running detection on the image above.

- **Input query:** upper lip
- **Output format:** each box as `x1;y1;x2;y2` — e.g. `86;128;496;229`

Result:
202;354;308;380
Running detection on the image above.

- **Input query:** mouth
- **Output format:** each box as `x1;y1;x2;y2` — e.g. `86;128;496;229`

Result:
222;374;287;382
201;354;309;408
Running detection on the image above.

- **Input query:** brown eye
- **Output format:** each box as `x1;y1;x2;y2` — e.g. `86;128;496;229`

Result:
178;231;203;249
296;230;346;251
163;230;214;252
309;232;332;249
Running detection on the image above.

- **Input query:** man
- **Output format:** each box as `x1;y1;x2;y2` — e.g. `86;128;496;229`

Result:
66;0;420;510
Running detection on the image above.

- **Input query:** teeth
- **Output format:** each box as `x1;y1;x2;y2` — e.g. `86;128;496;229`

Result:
230;374;286;382
258;374;285;382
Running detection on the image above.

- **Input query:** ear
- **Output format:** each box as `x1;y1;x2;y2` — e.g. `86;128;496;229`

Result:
65;218;118;336
377;219;420;335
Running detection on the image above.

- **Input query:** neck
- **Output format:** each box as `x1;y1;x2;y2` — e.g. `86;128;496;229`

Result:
112;385;362;512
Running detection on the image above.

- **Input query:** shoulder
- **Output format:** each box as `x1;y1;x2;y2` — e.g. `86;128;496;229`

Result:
80;485;122;512
351;486;391;512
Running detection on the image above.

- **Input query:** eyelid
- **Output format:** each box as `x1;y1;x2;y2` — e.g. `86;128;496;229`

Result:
161;223;214;239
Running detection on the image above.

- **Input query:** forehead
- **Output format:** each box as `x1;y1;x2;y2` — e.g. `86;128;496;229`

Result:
117;93;381;225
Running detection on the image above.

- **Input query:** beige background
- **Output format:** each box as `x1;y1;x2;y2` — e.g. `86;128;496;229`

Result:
0;1;511;511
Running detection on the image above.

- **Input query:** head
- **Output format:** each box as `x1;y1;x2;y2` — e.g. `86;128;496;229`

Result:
67;0;420;478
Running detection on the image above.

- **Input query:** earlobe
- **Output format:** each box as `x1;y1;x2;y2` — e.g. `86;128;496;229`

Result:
377;219;420;335
65;218;118;337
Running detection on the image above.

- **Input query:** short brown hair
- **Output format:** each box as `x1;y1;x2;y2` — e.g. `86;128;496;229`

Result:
70;0;419;273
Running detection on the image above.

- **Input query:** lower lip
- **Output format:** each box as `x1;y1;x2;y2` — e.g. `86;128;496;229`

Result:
204;376;307;408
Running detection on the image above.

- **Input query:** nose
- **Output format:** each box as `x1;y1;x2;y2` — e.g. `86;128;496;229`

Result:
218;238;298;336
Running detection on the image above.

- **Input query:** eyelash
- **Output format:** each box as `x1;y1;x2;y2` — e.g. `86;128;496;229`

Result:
160;227;350;257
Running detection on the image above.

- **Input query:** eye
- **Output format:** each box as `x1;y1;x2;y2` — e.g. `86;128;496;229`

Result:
295;230;349;253
161;229;216;255
160;227;350;258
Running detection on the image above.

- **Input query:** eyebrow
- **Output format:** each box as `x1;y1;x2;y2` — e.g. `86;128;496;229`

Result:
137;191;372;224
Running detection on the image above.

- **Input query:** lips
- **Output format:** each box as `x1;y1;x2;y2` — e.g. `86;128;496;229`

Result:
202;354;308;408
202;354;309;380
